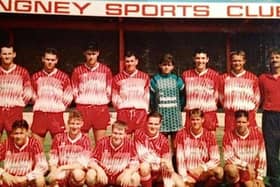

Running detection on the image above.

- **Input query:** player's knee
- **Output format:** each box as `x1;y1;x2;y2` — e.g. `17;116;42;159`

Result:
131;172;141;186
34;175;46;187
224;164;239;183
140;162;151;177
70;169;86;186
86;169;97;186
172;173;185;187
213;166;224;180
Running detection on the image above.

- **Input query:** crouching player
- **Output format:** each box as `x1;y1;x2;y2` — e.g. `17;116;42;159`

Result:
175;108;223;187
223;110;266;187
87;121;140;187
0;119;48;187
134;111;184;187
47;110;92;187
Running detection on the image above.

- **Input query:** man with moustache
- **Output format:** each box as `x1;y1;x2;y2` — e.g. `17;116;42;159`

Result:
259;48;280;186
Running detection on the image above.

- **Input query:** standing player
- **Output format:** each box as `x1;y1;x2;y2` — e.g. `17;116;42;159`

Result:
182;48;219;133
31;48;73;145
220;50;260;132
87;121;140;187
0;43;33;136
0;119;48;187
259;48;280;186
175;108;223;187
112;51;150;135
71;41;112;143
134;111;184;187
48;110;92;187
150;53;185;154
223;110;266;187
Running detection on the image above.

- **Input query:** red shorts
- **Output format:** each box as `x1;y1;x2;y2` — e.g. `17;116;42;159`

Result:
31;111;65;137
117;108;147;134
185;110;218;131
0;106;23;133
76;104;110;132
224;110;257;132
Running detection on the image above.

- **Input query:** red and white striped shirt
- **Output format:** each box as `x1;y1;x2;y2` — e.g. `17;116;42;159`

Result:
220;71;260;111
71;63;112;105
223;127;266;179
134;128;170;167
0;65;33;107
32;68;73;112
175;128;220;180
182;68;219;112
112;70;150;111
49;132;91;168
0;136;48;177
90;136;139;176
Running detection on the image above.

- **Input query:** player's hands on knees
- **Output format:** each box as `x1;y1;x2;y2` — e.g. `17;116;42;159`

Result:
96;168;108;185
2;172;17;186
160;158;174;173
254;179;265;187
118;171;132;187
189;166;204;180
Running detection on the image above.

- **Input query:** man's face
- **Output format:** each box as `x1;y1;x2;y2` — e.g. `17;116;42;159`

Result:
124;55;138;74
159;62;174;75
190;115;204;132
84;50;99;68
68;118;83;137
11;128;28;147
231;55;246;74
42;53;58;73
193;53;209;73
270;53;280;70
111;126;126;147
146;116;161;137
0;47;16;67
236;116;249;135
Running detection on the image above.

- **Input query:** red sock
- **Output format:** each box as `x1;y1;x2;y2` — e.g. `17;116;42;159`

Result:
141;178;152;187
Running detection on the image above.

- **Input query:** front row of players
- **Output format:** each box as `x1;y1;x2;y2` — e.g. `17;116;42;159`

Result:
0;109;266;187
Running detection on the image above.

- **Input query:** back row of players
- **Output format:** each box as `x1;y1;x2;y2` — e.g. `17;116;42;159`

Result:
0;41;279;186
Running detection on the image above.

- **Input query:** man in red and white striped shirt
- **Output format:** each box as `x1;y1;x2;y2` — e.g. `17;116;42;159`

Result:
31;48;73;145
0;44;33;135
175;108;223;187
223;110;266;187
220;50;260;132
0;119;48;187
134;111;184;187
48;110;91;187
71;42;112;143
87;121;140;187
112;51;150;134
182;48;220;132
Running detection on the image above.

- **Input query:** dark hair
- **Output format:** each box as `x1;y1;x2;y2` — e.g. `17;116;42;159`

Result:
12;119;29;131
159;53;174;65
84;41;99;52
234;110;249;119
125;51;138;59
0;42;14;51
230;50;246;60
189;108;204;118
147;111;163;122
44;47;59;57
193;47;209;57
269;48;280;56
